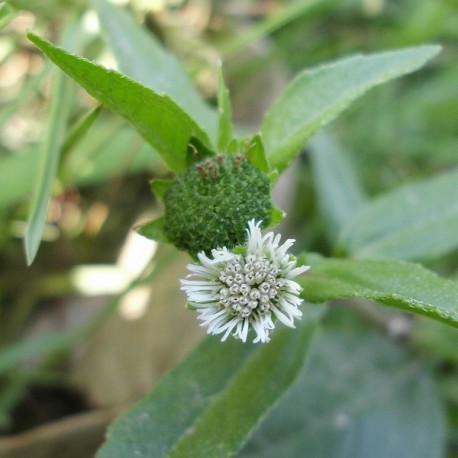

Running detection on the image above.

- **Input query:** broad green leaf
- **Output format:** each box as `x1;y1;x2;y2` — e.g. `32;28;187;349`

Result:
336;167;458;260
261;45;441;173
239;330;446;458
96;314;319;458
93;0;217;143
27;33;211;174
24;21;81;265
300;254;458;328
217;62;233;151
309;131;366;238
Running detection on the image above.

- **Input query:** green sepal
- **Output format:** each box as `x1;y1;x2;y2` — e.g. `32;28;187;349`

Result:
136;216;169;243
245;134;270;174
185;302;197;311
150;178;173;202
267;206;286;229
267;169;279;183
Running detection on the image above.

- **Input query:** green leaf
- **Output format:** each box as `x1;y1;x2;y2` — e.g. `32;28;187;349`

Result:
336;167;458;260
222;0;320;58
0;331;76;376
309;131;366;238
24;21;81;265
62;121;164;187
93;0;217;143
96;315;319;458
136;217;168;243
216;62;233;152
261;45;441;173
238;330;446;458
27;33;211;174
0;146;38;209
0;2;16;30
300;254;458;329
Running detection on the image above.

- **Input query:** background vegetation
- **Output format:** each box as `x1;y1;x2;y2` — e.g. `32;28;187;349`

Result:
1;0;458;457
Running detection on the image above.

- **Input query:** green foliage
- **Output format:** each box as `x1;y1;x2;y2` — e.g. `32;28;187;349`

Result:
300;254;458;328
238;330;446;458
261;46;441;173
96;315;319;458
93;0;217;143
336;167;458;260
27;33;212;174
2;0;458;456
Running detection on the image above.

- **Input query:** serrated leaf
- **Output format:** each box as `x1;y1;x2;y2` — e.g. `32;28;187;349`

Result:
96;315;319;458
300;254;458;329
217;62;233;151
261;45;441;173
93;0;217;143
27;33;211;174
336;167;458;260
309;131;366;238
239;330;446;458
136;217;168;243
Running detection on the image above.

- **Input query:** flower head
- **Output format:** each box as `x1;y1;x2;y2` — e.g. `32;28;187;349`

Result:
164;154;271;256
180;220;310;343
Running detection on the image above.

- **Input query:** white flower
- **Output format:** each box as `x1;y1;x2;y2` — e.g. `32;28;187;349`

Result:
180;220;310;343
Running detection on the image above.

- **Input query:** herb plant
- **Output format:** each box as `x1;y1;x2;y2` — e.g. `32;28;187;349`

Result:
2;0;458;456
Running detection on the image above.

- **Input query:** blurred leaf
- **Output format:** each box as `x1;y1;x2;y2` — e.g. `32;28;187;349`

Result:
238;330;446;458
27;33;212;174
64;122;164;187
411;319;458;365
0;147;38;209
136;217;168;243
222;0;320;57
93;0;217;143
0;2;16;29
0;65;49;129
0;332;76;375
336;167;458;260
261;45;441;173
61;105;102;156
300;254;458;329
96;316;319;458
217;62;233;152
309;131;366;238
24;21;81;265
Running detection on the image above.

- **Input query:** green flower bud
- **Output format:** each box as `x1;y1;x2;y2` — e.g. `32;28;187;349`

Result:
164;154;272;256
